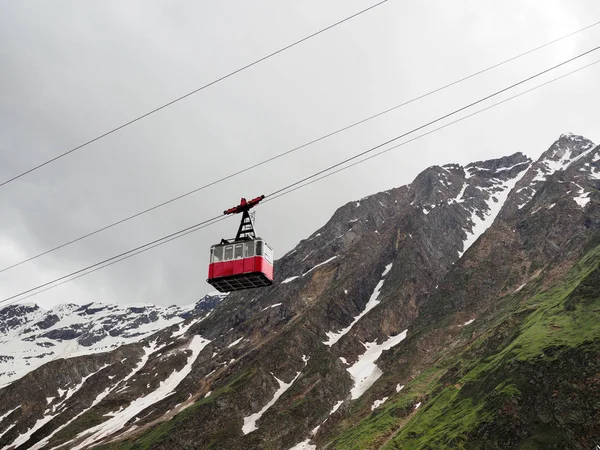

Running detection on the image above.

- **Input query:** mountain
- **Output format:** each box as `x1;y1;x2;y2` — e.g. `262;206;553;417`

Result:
0;293;227;387
0;133;599;450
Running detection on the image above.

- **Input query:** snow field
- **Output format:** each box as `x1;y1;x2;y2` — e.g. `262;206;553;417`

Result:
0;301;190;386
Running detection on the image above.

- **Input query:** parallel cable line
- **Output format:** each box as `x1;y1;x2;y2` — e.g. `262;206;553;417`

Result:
0;215;227;305
265;58;600;202
0;1;387;188
2;46;600;305
266;44;600;198
2;20;599;274
3;216;231;306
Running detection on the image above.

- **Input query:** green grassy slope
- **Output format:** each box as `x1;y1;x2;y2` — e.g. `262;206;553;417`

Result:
327;246;600;450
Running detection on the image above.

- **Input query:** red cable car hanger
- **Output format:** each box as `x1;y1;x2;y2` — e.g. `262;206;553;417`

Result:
221;195;265;243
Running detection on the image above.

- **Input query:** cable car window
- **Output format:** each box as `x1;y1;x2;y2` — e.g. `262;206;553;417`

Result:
256;240;263;256
224;246;233;260
212;246;223;262
245;242;255;257
234;244;243;259
264;245;273;264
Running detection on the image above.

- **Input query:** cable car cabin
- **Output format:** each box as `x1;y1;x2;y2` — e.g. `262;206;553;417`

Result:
207;238;274;292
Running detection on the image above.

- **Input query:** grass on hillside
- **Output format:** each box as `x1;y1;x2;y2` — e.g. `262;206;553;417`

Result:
328;246;600;450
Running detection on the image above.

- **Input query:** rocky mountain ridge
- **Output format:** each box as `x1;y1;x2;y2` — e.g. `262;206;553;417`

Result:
0;133;598;450
0;293;226;387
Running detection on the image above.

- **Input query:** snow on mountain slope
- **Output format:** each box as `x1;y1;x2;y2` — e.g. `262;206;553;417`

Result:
323;263;393;346
346;330;408;400
242;371;301;435
408;152;533;259
460;168;528;257
515;134;596;210
0;293;226;386
71;335;211;449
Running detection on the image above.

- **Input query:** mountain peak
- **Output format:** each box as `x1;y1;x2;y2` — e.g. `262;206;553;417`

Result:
540;133;595;163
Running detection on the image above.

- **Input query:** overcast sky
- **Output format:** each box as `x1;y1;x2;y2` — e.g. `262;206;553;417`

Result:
1;0;599;309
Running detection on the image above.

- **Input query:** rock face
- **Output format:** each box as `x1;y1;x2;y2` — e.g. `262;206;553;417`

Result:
0;134;599;450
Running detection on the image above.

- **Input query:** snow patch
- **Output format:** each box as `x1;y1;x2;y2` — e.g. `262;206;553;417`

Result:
589;170;600;180
288;439;316;450
171;319;196;338
347;330;408;399
460;168;528;257
11;414;55;448
324;264;392;346
495;162;529;173
54;363;110;409
301;250;315;262
396;384;404;393
514;283;527;293
228;337;243;348
282;276;299;284
381;263;393;277
72;336;210;449
449;182;468;204
303;256;338;276
0;406;20;424
574;186;590;208
262;303;282;311
0;423;17;441
330;400;344;416
463;319;475;326
371;397;389;410
32;382;116;450
242;371;301;434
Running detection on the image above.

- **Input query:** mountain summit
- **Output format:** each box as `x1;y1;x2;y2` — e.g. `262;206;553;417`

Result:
1;134;599;450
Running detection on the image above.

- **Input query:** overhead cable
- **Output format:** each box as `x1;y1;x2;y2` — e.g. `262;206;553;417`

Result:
3;20;599;274
265;58;600;202
2;47;599;306
0;1;387;188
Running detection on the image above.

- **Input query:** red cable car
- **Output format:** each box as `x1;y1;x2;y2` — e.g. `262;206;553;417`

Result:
207;195;274;292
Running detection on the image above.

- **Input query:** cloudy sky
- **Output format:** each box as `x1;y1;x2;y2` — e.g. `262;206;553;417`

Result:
1;0;599;309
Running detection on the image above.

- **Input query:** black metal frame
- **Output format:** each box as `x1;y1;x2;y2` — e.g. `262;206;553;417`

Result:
220;210;258;245
207;271;273;293
236;210;256;240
